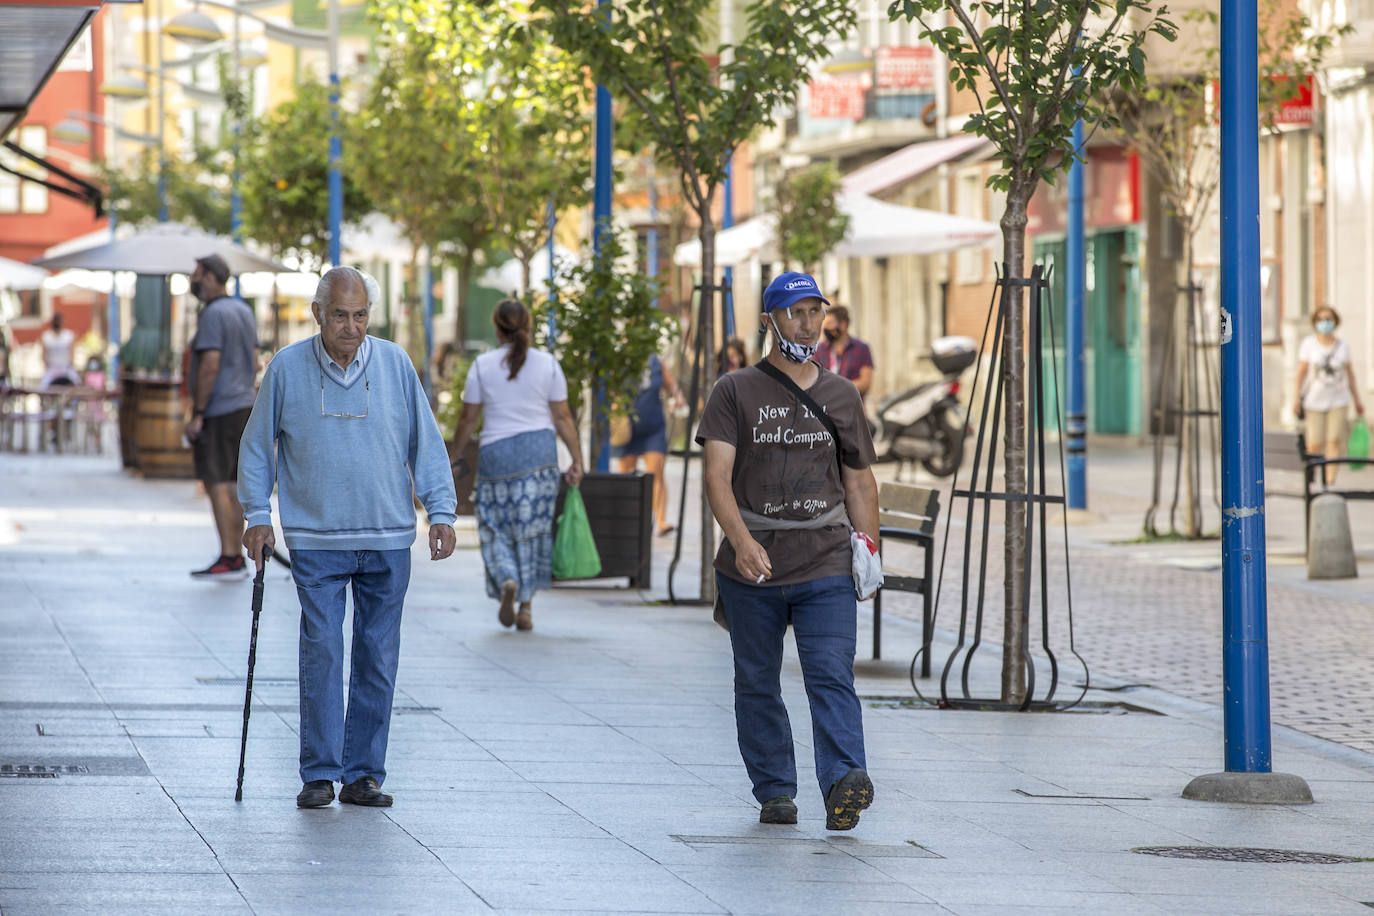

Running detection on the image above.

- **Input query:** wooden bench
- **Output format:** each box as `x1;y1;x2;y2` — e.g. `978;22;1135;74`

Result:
873;482;939;674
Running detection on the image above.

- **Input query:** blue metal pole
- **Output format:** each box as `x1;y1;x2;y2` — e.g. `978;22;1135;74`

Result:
423;258;434;396
546;199;557;346
326;0;342;267
1219;0;1272;773
722;154;735;337
1065;119;1087;509
647;171;658;282
108;211;119;384
592;0;612;472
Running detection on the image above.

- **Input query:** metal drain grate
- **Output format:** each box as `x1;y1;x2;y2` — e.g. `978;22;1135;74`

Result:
1133;846;1368;864
1;764;90;778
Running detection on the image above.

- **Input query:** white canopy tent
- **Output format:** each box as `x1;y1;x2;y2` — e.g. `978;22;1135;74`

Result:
672;193;999;268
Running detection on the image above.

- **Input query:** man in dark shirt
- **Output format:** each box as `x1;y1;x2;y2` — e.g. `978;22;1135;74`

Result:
696;270;880;831
184;254;259;579
815;305;874;400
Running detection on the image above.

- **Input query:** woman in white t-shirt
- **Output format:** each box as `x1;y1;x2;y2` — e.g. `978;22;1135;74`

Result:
1292;305;1365;484
448;300;584;632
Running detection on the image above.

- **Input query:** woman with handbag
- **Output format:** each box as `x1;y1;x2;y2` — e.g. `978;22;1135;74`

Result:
612;353;686;537
1292;306;1365;485
449;300;584;631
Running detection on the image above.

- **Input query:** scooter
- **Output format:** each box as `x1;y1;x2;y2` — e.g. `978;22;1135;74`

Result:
872;335;976;478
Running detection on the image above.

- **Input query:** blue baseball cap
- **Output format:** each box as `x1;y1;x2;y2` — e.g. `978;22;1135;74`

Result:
762;271;831;314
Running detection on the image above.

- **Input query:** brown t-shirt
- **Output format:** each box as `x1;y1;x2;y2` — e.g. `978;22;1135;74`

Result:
696;362;876;586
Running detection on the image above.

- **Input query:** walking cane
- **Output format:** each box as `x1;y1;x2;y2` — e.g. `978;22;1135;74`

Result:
234;544;274;802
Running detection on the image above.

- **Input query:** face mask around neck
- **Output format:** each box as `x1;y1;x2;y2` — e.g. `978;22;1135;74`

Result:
769;313;818;364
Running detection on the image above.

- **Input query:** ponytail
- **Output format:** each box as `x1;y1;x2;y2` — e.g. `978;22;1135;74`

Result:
494;299;531;380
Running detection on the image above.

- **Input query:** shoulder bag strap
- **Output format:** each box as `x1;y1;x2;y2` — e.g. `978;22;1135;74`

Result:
754;360;843;472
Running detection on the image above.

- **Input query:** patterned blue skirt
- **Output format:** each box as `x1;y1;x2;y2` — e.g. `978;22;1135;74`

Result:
475;429;561;602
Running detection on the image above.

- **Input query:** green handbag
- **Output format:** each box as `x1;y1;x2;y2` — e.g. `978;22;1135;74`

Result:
552;487;602;579
1348;417;1369;472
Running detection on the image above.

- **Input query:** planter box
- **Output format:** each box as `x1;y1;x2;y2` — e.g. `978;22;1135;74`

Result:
554;471;653;588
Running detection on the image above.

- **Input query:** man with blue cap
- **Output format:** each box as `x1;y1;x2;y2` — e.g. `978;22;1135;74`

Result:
695;270;880;831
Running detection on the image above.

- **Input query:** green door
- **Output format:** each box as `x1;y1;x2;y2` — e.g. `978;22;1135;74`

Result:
1033;238;1067;433
1088;229;1142;435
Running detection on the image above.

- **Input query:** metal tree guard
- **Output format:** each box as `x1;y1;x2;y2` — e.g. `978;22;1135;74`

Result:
912;264;1088;710
1144;280;1221;539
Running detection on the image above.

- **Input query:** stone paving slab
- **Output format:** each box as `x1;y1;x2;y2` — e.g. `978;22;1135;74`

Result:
6;452;1374;914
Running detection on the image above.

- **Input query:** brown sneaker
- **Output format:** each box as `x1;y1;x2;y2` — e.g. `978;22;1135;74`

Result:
759;796;797;824
515;608;533;631
296;779;334;808
498;580;518;628
825;768;873;831
339;777;393;807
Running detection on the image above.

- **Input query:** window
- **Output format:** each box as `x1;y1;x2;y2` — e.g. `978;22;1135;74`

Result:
0;126;49;214
956;171;984;284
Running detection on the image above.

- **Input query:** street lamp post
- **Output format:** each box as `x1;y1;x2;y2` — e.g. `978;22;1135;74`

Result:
327;0;342;267
1181;0;1311;806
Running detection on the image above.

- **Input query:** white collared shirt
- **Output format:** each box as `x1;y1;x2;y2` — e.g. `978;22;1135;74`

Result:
313;335;372;387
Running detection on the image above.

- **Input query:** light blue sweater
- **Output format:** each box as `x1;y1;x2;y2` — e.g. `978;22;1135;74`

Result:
238;335;457;551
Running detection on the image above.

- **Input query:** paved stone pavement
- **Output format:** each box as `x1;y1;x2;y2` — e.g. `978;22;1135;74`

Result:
5;450;1374;915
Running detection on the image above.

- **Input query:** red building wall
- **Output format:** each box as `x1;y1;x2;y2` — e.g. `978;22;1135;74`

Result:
1;8;111;345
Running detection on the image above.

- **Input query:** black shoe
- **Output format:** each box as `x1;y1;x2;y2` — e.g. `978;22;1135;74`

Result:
339;776;393;807
759;796;798;825
825;768;874;831
296;779;335;808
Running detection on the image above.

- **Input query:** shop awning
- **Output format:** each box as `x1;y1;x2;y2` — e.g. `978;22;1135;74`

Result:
673;193;999;268
0;1;105;143
841;134;991;197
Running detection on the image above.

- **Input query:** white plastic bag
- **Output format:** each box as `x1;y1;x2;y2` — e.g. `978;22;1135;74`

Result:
850;530;883;600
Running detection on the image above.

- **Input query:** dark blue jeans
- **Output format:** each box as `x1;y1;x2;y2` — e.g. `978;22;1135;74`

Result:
292;548;411;786
716;572;867;804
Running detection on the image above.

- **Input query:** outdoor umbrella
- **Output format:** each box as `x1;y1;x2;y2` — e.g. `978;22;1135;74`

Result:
672;193;1000;268
0;255;48;290
32;221;290;275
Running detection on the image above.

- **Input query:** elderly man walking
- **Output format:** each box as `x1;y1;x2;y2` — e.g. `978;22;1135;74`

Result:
697;271;880;831
238;266;457;809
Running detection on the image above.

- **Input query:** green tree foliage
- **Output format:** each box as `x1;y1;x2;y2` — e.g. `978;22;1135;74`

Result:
775;162;850;273
100;145;232;233
238;79;371;270
533;226;678;468
481;7;592;293
538;0;857;599
355;0;495;361
889;0;1175;705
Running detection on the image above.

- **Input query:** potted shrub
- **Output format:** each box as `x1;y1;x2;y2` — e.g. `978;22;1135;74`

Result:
534;226;679;586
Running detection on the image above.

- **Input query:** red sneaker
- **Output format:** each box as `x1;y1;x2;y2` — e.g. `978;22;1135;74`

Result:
190;555;249;580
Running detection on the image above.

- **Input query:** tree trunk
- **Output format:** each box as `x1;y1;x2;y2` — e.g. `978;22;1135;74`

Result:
698;216;718;606
405;247;426;375
455;250;473;349
1181;240;1200;537
1000;187;1030;706
520;257;533;298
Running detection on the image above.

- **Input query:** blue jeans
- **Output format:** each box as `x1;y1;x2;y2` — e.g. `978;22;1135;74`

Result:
716;572;867;804
292;548;411;786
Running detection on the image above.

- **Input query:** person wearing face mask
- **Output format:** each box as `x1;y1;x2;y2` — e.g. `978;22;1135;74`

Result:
696;271;880;832
184;254;259;579
814;304;874;400
1292;306;1365;485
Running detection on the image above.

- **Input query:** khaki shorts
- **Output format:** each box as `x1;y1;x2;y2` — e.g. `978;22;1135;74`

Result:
1304;407;1349;449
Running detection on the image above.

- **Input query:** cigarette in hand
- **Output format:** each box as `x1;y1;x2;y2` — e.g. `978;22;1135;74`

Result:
755;573;766;584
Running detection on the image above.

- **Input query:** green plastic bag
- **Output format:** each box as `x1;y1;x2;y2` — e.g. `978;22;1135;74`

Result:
1349;418;1370;472
552;487;602;579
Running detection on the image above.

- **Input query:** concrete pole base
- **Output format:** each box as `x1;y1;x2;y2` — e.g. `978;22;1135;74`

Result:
1182;771;1314;805
1308;493;1358;579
